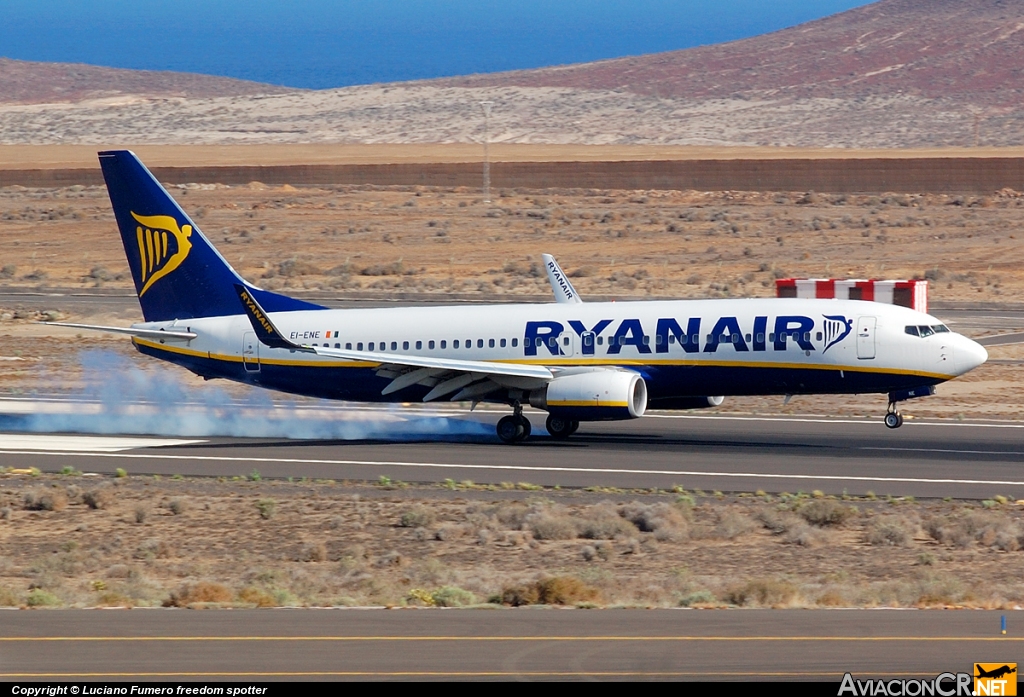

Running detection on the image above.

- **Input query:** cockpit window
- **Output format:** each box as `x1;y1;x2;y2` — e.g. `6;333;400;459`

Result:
906;324;950;337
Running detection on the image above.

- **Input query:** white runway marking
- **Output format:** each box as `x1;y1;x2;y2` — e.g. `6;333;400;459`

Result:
1;450;1022;487
0;435;204;453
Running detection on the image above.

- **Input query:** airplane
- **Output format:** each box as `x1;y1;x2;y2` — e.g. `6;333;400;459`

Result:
47;150;989;444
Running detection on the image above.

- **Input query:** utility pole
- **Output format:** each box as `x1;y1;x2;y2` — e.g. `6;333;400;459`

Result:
480;101;493;203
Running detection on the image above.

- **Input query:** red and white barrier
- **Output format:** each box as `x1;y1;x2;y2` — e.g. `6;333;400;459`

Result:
776;278;927;313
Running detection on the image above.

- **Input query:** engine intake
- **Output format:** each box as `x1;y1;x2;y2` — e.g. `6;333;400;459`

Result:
530;371;647;421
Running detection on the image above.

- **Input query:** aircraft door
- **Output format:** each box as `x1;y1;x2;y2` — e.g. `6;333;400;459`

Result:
580;331;595;356
242;331;260;372
856;317;876;360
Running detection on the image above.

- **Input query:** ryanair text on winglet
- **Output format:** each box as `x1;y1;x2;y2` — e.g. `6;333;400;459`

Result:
238;289;275;335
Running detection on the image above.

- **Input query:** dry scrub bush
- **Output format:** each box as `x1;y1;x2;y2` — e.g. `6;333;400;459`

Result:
82;489;112;510
133;538;171;560
925;511;1024;551
168;498;187;515
725;579;800;607
163;581;233;607
526;510;577;540
620;502;689;541
0;587;20;607
237;587;279;607
499;576;600;606
710;509;756;540
430;586;476;607
798;499;857;527
398;505;435;528
23;488;67;511
865;516;914;547
577;502;635;540
256;499;277;520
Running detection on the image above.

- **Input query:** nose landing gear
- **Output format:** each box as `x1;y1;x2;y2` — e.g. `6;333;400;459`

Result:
496;401;532;444
884;402;904;429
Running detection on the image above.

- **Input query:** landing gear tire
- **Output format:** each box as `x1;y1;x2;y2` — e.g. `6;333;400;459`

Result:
497;414;532;444
497;415;524;444
884;411;903;429
546;414;575;440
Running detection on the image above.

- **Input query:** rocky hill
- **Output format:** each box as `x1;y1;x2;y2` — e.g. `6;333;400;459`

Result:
0;57;295;104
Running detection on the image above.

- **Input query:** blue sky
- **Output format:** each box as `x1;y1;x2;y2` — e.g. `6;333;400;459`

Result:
0;1;876;88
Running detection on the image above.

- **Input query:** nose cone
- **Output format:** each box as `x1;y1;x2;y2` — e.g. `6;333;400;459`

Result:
954;335;988;375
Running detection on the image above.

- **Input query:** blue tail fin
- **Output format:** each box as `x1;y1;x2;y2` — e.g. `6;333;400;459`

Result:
98;150;324;322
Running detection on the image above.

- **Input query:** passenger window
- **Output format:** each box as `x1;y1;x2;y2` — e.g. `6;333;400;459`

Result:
597;336;604;345
346;342;352;349
478;339;484;348
668;335;675;344
642;335;650;345
756;333;764;343
720;334;729;343
745;334;751;342
905;326;919;337
440;340;447;349
403;341;409;350
706;334;713;342
500;338;506;347
416;341;422;350
357;342;364;350
489;339;495;348
563;336;569;346
391;341;398;350
803;332;810;342
583;334;593;346
524;337;531;347
816;332;822;341
453;340;460;349
691;335;699;345
548;337;557;348
466;339;471;348
768;333;775;342
428;340;435;349
334;343;340;349
368;342;374;351
732;333;739;343
511;338;518;347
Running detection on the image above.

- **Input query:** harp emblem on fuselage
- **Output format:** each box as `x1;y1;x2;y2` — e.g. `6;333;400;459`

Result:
822;314;853;353
131;212;193;296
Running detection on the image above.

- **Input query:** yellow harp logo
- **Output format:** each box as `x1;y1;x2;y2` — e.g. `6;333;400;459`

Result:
131;212;193;296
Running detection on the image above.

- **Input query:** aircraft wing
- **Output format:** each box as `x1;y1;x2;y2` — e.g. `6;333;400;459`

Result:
542;253;582;304
38;321;197;340
234;284;552;402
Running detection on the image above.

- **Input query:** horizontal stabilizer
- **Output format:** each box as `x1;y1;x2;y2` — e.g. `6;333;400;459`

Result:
38;321;197;340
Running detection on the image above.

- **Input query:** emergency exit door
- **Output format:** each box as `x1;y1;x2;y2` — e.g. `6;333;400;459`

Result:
242;331;260;372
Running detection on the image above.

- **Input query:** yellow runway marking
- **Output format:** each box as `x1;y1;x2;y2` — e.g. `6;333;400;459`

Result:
1;635;1020;642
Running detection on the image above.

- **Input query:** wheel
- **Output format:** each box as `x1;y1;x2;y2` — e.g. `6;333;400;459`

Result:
568;420;579;435
884;412;902;429
546;414;573;440
519;415;532;440
497;415;525;444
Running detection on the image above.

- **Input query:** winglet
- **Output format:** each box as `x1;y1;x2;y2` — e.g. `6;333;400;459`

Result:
234;283;308;351
542;254;583;304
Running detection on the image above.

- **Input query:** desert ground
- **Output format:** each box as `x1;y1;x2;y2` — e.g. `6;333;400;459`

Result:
0;473;1022;610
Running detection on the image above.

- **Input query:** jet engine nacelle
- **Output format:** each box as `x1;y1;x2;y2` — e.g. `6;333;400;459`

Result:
529;370;647;421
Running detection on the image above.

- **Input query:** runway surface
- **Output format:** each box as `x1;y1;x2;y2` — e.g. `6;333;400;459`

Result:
0;609;1016;681
3;409;1024;499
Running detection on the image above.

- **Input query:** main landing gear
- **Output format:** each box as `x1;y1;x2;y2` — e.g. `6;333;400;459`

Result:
884;402;904;429
545;414;580;440
496;401;532;444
